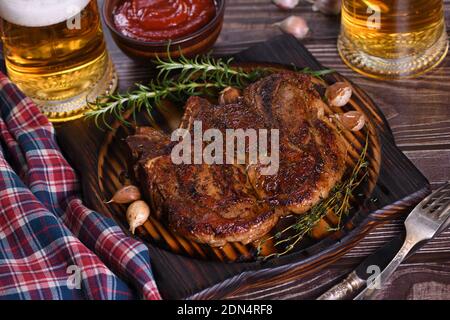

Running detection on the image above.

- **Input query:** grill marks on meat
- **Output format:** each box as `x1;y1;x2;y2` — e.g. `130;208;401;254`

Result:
135;156;277;246
126;72;347;246
245;73;346;213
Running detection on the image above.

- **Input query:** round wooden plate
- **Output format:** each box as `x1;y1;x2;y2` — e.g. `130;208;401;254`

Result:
97;63;381;263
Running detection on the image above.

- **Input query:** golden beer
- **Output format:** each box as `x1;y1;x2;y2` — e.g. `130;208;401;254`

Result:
0;0;117;121
338;0;448;79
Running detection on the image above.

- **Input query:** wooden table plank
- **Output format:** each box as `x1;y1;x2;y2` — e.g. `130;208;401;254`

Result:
83;0;450;299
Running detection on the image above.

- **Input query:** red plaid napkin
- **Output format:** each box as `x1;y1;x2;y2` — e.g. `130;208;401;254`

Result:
0;72;161;300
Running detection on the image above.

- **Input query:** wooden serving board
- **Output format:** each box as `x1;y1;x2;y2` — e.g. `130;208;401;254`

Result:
95;60;380;277
55;35;430;299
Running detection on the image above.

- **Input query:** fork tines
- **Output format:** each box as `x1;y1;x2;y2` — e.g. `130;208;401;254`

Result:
423;181;450;217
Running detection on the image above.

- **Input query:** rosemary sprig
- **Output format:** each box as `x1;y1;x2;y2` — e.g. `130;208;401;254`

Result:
298;67;336;79
258;132;369;260
86;81;218;129
85;53;333;128
155;53;266;87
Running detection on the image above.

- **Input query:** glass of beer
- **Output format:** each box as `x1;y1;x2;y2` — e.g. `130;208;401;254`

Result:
338;0;448;79
0;0;117;122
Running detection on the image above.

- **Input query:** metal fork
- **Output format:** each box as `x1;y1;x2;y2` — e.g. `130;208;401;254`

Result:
354;181;450;300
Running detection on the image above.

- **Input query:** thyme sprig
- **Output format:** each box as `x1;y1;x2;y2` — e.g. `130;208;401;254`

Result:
85;53;333;128
258;132;370;260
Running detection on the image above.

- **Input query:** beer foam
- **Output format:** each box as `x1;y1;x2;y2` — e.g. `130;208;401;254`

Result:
0;0;90;27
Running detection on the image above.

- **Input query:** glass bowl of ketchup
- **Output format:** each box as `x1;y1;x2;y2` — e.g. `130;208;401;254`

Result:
103;0;225;59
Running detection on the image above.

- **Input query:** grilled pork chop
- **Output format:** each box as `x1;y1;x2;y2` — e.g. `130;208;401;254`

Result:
126;72;347;246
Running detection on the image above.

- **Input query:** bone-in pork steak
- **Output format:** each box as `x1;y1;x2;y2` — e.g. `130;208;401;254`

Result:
126;72;347;246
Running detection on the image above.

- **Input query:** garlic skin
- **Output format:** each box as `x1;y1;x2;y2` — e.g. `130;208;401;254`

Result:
275;16;309;39
127;200;150;234
273;0;300;10
219;87;242;105
106;185;141;204
325;82;352;107
337;111;366;131
312;0;341;15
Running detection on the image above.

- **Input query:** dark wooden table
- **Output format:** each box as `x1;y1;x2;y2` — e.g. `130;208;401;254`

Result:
65;0;450;300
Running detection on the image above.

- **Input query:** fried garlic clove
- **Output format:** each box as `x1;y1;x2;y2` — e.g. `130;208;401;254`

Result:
312;98;328;118
106;185;141;204
219;87;242;105
325;82;352;107
127;200;150;234
337;111;366;131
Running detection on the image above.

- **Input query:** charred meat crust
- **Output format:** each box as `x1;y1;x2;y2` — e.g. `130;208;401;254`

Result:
126;72;347;246
165;199;278;246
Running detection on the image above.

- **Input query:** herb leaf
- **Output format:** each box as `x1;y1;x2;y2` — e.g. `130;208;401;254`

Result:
85;52;332;128
258;132;369;260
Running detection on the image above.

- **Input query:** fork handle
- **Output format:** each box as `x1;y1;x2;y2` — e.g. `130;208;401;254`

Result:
354;236;416;300
317;271;366;300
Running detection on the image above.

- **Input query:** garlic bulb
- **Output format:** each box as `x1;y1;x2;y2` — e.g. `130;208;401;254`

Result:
337;111;366;131
127;200;150;234
106;185;141;204
275;16;309;39
325;82;352;107
312;0;341;15
273;0;300;10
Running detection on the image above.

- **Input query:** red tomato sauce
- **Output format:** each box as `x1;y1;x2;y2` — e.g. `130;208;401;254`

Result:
113;0;216;42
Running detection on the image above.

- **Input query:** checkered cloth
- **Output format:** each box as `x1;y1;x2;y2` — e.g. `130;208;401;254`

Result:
0;71;161;300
